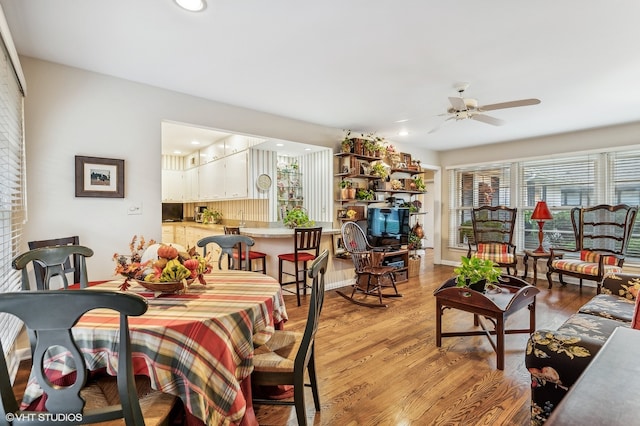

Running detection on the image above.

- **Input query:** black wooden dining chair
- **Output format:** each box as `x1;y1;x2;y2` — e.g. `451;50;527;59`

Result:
197;234;255;271
277;227;323;306
12;245;94;290
252;249;329;426
0;290;177;425
28;236;82;289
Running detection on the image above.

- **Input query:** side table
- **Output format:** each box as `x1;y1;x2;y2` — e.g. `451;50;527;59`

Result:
433;275;540;370
522;250;551;288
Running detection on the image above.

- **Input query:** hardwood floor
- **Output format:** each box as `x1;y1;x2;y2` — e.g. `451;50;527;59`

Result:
12;251;593;425
255;251;593;425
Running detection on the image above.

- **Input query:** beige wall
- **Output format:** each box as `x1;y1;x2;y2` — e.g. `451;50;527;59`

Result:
438;122;640;265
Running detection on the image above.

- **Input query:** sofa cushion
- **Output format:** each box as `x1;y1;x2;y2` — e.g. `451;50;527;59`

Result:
551;258;621;277
557;313;629;343
578;294;636;323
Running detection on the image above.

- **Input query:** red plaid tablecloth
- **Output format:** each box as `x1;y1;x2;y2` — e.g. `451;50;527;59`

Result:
21;270;288;426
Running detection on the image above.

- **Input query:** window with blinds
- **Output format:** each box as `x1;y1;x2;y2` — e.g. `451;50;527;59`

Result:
519;155;599;252
448;150;640;263
609;151;640;258
448;164;511;248
0;31;26;379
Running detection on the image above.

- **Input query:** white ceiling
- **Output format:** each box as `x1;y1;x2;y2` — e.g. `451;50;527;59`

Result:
2;0;640;152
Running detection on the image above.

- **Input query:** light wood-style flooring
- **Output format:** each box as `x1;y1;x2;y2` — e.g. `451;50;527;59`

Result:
255;250;593;425
11;251;593;425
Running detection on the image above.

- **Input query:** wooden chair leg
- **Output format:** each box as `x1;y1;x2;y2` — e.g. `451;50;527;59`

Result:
307;349;320;411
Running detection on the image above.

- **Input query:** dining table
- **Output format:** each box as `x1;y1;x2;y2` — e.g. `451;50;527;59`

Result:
20;270;288;426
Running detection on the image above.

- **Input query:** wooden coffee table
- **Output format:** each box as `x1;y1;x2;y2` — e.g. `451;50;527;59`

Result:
434;275;540;370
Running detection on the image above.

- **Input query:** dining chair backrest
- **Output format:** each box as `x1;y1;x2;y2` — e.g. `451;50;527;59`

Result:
293;227;323;257
0;290;150;425
12;245;94;290
28;236;81;289
299;249;329;366
197;234;255;270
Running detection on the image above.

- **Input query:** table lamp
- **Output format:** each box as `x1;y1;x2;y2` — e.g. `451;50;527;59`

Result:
531;201;553;253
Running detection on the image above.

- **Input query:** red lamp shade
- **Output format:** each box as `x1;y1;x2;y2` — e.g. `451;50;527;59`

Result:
531;201;553;221
532;201;553;252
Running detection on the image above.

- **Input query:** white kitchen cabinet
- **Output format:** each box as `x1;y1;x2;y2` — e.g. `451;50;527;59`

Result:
198;160;225;200
224;151;248;199
184;167;199;201
161;170;183;202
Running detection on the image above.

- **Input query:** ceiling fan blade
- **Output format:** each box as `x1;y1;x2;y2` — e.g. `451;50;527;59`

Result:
428;117;454;133
448;97;467;111
478;98;541;111
471;114;505;126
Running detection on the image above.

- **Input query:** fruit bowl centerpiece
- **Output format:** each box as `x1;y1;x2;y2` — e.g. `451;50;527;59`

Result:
113;235;212;293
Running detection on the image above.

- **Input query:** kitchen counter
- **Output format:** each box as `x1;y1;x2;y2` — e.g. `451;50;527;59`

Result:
240;227;340;238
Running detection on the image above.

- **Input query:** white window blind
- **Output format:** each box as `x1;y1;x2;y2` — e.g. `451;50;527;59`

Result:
519;155;598;252
0;27;26;380
448;164;511;248
609;151;640;259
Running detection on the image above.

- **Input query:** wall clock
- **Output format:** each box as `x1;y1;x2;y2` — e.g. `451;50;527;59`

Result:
256;174;272;191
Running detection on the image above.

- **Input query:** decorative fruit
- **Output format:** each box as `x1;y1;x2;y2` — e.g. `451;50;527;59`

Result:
157;244;179;260
153;258;168;270
161;259;191;282
183;259;199;271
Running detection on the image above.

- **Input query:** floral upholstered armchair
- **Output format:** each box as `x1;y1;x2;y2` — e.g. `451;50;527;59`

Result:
526;272;640;424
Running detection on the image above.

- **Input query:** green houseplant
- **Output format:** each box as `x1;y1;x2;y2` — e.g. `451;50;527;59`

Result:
283;207;315;228
453;256;502;292
202;208;223;224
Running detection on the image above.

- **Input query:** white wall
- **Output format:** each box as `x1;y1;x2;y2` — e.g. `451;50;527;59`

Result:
21;57;348;280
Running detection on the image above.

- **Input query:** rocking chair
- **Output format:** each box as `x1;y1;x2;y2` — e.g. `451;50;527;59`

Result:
336;222;402;308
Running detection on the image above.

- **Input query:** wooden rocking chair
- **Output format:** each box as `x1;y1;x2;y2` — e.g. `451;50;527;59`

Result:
336;222;402;308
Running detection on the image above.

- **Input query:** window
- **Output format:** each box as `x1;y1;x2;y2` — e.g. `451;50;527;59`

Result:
0;21;26;380
449;149;640;263
448;164;511;247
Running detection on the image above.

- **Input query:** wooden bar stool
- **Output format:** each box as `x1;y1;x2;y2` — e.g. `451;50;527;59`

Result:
224;226;268;274
278;227;322;306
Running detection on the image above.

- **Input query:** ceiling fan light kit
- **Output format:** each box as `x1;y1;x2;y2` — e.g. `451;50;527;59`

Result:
430;83;541;133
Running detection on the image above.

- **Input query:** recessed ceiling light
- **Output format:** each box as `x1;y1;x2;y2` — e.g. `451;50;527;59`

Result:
191;140;200;145
173;150;182;154
276;143;284;147
304;148;311;151
398;131;409;136
395;119;409;123
174;0;206;12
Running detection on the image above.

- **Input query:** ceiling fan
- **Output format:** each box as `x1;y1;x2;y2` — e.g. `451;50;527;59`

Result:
429;83;541;133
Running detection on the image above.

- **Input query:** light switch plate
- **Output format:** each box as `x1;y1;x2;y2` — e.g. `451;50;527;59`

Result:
128;203;142;215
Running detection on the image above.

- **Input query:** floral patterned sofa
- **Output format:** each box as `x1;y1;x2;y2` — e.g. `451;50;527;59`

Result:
525;272;640;425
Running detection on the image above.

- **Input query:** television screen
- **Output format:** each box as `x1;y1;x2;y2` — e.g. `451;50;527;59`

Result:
367;207;410;248
162;203;184;222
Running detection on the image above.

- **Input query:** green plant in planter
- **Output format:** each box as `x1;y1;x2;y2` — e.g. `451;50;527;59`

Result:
202;208;223;224
283;207;315;229
413;175;426;192
355;188;375;200
453;256;502;290
340;180;352;189
370;162;389;180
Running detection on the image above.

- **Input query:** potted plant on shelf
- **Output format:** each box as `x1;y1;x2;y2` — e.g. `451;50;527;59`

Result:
355;188;375;201
341;130;354;153
370;162;389;180
340;180;356;199
453;256;502;293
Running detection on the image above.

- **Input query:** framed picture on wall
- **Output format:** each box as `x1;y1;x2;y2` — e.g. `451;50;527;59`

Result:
75;156;125;198
401;153;412;167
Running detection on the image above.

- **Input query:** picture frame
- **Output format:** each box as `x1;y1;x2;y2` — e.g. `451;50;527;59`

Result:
75;156;125;198
332;234;348;258
337;208;347;219
401;152;412;166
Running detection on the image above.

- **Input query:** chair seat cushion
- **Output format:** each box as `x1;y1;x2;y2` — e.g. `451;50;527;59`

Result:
278;252;316;262
253;330;302;374
551;258;622;276
232;250;267;260
82;375;177;426
473;252;515;264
